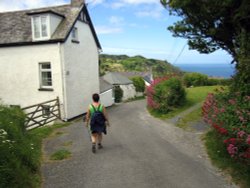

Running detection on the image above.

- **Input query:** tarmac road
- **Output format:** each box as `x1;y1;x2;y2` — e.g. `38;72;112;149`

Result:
42;100;237;188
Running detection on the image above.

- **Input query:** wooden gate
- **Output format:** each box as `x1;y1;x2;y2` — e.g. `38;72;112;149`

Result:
22;97;61;129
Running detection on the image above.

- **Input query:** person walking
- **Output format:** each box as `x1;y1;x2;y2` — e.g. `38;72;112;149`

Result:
85;93;110;153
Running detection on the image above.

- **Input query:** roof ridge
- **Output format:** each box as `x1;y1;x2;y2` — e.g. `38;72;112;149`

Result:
0;4;70;14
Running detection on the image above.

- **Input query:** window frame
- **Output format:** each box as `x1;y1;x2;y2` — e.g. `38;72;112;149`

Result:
31;15;50;40
39;62;53;90
71;27;79;43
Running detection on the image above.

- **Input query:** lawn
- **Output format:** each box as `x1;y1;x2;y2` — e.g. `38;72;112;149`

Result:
150;85;221;119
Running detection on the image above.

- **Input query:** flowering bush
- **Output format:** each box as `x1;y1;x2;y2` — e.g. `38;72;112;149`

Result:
147;76;186;113
202;88;250;163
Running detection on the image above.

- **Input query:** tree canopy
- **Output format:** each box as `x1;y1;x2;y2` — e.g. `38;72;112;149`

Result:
161;0;250;95
160;0;250;63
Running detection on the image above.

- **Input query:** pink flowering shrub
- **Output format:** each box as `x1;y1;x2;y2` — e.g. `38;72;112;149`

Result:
202;88;250;163
147;76;171;111
147;76;186;113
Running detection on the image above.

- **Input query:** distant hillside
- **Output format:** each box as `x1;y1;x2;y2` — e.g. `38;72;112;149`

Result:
99;54;182;77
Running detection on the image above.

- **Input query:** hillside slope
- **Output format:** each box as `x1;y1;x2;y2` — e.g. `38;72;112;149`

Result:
100;54;182;77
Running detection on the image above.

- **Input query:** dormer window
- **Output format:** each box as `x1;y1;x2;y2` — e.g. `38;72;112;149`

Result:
28;10;65;41
32;15;49;40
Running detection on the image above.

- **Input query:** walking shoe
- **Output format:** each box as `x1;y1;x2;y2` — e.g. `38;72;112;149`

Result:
98;143;103;149
92;145;96;153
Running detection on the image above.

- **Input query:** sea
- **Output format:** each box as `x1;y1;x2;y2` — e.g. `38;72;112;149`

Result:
175;63;236;78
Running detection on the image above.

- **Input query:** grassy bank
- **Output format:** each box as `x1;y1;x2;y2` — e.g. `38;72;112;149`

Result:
0;104;69;188
149;85;220;119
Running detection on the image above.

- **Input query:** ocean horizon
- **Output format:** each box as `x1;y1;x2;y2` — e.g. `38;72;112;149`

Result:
175;63;236;78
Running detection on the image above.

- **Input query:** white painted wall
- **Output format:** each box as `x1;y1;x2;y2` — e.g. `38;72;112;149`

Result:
0;44;64;114
61;20;99;120
100;89;114;107
120;84;136;101
49;14;63;36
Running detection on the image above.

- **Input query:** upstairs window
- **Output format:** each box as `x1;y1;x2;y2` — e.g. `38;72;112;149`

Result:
39;63;52;89
32;15;49;40
71;27;79;43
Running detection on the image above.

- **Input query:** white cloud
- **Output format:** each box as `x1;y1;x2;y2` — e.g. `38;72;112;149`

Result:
95;26;123;34
109;16;125;25
135;3;165;19
0;0;68;12
122;0;157;5
102;46;169;58
110;0;157;9
86;0;104;6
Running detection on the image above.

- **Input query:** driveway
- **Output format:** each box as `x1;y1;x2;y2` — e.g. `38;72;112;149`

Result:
42;100;237;188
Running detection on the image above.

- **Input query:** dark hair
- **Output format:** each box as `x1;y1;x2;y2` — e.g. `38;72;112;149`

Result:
92;93;100;102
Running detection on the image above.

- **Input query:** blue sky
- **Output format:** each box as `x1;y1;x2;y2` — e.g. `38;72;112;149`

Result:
0;0;233;64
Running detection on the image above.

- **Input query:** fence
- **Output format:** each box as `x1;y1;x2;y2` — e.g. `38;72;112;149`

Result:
22;97;61;129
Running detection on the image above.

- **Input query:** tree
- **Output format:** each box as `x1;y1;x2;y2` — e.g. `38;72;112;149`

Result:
160;0;250;95
130;76;145;92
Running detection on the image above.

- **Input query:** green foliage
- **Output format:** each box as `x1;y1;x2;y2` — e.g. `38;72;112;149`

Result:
161;0;250;95
203;89;250;164
230;31;250;96
0;104;70;188
0;105;40;188
114;86;123;103
183;72;208;87
130;76;145;92
154;78;186;113
99;54;182;77
205;130;250;188
207;78;232;86
50;149;71;160
149;86;221;119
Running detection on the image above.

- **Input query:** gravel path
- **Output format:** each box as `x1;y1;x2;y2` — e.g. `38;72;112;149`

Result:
41;100;237;188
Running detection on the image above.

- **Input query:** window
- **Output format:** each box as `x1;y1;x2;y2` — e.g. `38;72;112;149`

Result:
42;105;50;117
71;27;78;42
39;63;52;89
32;15;49;40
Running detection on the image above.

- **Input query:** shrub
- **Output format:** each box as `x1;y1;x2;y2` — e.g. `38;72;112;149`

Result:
207;78;232;86
183;72;208;87
114;86;123;103
202;88;250;163
130;76;145;92
147;76;186;113
0;105;40;187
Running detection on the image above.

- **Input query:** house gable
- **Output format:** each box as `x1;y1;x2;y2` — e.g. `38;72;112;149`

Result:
0;2;101;49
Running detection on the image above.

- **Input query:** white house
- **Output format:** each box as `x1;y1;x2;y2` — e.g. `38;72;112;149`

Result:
99;77;114;107
0;0;101;121
102;72;136;101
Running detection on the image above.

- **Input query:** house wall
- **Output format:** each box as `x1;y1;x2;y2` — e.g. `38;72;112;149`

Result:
61;20;99;120
100;89;114;107
120;84;136;101
0;44;64;112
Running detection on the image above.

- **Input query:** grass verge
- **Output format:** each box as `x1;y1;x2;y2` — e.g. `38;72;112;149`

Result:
204;130;250;188
176;108;202;129
149;86;220;119
50;149;71;161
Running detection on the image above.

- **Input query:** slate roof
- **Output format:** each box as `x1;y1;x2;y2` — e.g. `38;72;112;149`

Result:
0;3;101;48
100;77;113;93
118;71;153;84
102;72;133;85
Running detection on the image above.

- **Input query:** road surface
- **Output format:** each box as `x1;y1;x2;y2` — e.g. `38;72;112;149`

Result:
42;100;237;188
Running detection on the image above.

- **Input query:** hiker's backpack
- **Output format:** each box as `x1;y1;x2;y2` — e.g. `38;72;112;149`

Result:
90;104;106;127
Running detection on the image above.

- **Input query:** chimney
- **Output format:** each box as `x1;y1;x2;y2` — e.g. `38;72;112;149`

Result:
71;0;84;7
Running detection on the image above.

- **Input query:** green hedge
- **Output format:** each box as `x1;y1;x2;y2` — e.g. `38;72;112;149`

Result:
0;105;40;187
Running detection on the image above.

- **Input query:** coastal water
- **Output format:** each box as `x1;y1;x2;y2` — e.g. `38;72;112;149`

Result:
176;63;236;78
